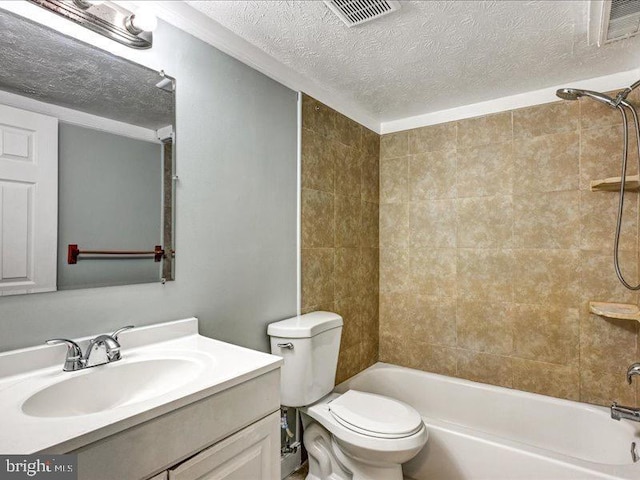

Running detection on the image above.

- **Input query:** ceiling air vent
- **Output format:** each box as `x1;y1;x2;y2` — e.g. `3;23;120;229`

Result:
324;0;401;27
590;0;640;46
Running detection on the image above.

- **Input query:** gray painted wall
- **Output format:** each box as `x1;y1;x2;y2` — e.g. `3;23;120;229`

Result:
57;124;162;290
0;19;298;353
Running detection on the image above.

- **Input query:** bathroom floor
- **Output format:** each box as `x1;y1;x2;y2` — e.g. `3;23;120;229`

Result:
285;462;308;480
284;462;415;480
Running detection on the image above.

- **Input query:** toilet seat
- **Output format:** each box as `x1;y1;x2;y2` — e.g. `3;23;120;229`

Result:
328;390;423;439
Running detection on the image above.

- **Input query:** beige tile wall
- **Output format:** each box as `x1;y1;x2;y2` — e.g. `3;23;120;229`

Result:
379;95;640;406
301;94;380;383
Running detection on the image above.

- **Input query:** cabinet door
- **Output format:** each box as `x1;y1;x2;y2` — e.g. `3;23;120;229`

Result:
169;412;279;480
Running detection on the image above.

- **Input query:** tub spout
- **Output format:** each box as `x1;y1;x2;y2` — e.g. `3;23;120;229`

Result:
611;402;640;422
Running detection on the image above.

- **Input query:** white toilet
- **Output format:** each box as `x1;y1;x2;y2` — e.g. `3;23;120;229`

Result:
268;311;427;480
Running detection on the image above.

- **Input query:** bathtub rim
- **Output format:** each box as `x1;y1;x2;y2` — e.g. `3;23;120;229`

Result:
338;362;615;419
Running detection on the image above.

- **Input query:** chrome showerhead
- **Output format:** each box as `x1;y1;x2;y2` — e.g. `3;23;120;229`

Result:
556;88;617;107
555;88;583;101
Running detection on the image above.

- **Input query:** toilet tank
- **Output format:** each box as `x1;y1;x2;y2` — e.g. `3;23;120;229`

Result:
267;311;343;407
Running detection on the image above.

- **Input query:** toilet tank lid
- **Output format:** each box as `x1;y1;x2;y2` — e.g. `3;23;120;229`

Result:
267;311;343;338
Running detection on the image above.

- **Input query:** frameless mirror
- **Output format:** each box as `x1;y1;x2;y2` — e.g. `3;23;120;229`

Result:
0;9;175;294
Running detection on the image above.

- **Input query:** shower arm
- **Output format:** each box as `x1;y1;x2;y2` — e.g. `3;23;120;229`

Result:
613;101;640;290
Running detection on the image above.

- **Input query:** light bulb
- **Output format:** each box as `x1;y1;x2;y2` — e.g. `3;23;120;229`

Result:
128;7;158;33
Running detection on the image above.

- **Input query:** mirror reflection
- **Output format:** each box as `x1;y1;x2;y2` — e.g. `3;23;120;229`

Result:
0;10;175;294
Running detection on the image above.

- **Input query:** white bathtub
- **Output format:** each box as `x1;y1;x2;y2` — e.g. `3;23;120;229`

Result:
334;363;640;480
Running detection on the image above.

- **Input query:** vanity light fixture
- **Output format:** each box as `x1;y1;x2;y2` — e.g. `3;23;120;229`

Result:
27;0;157;49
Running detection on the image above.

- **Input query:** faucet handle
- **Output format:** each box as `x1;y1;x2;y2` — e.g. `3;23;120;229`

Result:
111;325;135;341
46;338;82;357
45;338;84;371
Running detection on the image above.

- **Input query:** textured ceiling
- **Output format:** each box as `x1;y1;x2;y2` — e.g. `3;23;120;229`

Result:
0;10;173;130
188;0;640;123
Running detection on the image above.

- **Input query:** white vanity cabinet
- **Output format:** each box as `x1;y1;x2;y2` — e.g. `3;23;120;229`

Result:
0;319;283;479
70;369;281;480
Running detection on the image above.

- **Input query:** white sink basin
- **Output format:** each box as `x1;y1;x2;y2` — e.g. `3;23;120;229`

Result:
22;357;204;418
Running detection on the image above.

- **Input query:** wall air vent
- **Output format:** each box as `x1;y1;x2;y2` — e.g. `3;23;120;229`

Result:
324;0;401;27
590;0;640;46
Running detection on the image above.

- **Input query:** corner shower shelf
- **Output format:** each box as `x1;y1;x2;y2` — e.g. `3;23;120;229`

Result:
590;175;640;192
589;302;640;322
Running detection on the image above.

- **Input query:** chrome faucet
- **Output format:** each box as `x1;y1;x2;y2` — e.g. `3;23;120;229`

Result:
46;325;134;371
610;363;640;422
611;402;640;422
627;363;640;384
83;327;130;368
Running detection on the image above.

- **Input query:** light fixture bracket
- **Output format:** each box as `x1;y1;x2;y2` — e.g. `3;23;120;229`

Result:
26;0;153;49
123;14;143;35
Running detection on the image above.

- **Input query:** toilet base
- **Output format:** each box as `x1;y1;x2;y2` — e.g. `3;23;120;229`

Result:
304;422;350;480
303;421;404;480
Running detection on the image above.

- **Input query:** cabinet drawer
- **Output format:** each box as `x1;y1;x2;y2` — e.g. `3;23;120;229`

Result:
169;412;279;480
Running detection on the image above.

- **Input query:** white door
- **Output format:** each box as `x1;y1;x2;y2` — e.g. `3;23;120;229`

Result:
0;104;58;294
169;412;280;480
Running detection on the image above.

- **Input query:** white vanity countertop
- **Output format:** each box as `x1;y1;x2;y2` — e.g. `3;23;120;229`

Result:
0;318;282;454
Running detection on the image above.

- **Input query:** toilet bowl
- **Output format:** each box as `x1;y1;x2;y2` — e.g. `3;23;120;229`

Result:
301;391;428;480
267;312;428;480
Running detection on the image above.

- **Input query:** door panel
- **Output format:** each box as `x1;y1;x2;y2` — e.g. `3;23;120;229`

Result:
2;183;31;279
